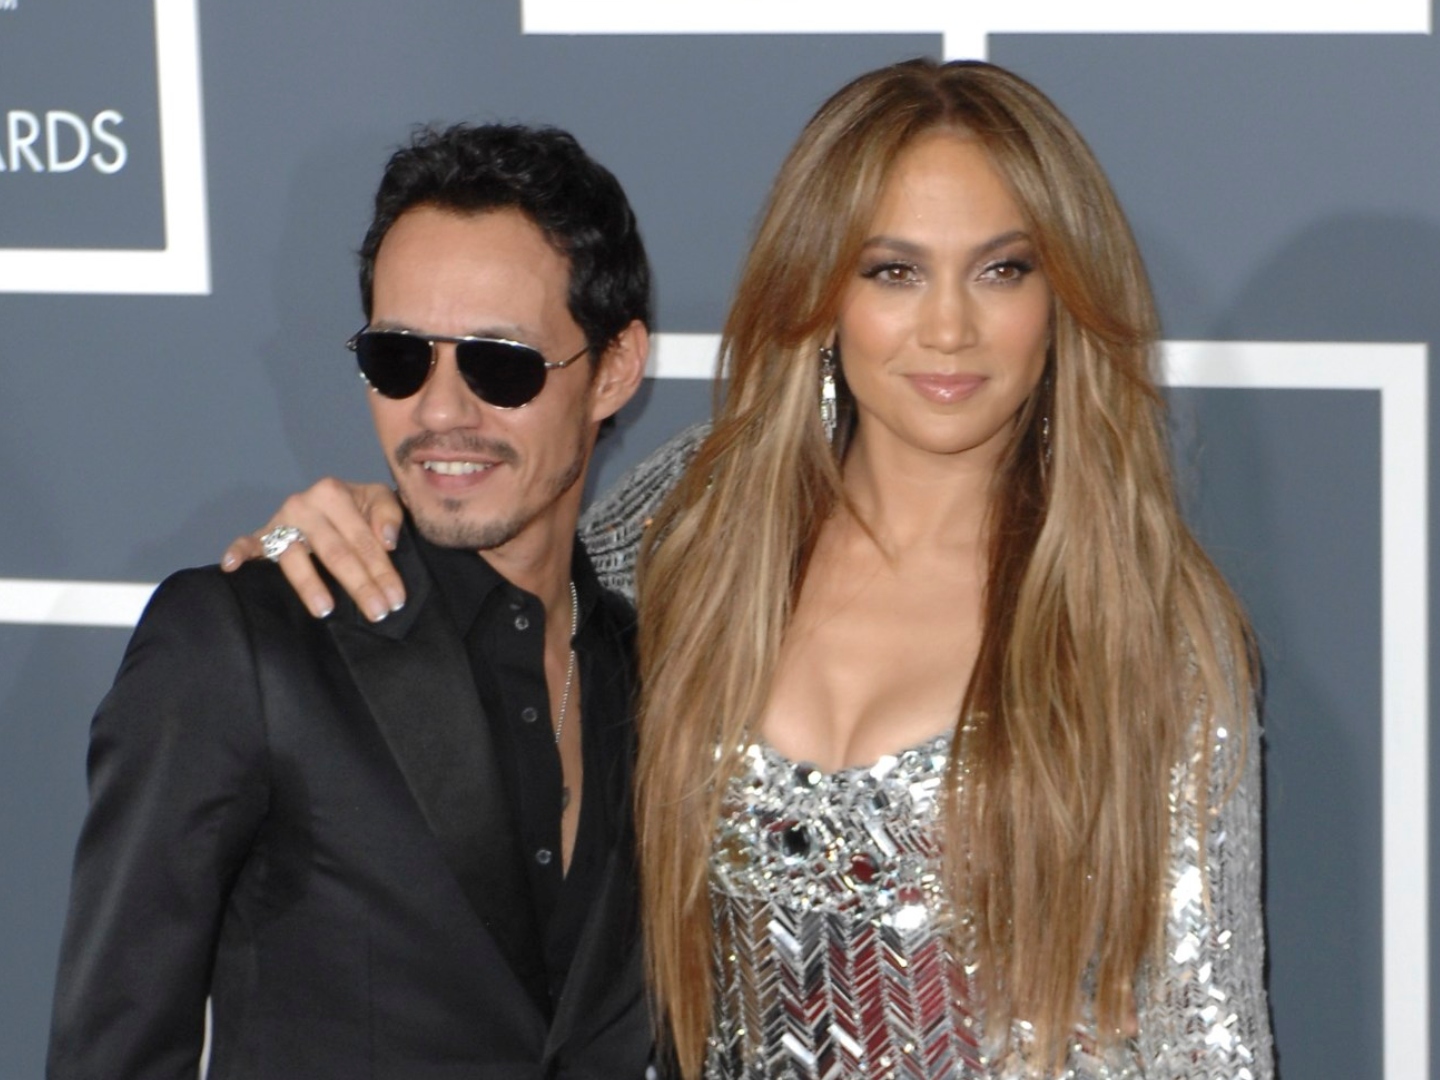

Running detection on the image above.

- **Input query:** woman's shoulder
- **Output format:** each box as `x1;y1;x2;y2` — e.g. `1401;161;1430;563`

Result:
580;421;711;599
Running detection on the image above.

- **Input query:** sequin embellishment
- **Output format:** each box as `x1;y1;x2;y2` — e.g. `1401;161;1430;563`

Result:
709;736;1154;1080
708;736;995;1078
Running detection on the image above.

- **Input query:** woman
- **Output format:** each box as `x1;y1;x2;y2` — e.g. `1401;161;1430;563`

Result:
623;59;1269;1079
232;60;1272;1079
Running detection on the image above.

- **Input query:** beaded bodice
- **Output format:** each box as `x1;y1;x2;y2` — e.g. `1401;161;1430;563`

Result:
706;737;1144;1080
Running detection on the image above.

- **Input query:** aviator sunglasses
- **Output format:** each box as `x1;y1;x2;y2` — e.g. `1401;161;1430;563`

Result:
347;327;589;409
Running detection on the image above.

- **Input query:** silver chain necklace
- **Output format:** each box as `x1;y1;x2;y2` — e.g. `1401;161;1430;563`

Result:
554;579;578;747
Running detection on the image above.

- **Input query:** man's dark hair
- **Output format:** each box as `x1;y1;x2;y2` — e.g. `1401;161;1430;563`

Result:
359;123;652;353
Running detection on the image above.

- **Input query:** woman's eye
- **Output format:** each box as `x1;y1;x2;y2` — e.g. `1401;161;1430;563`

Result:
860;261;920;285
981;257;1035;284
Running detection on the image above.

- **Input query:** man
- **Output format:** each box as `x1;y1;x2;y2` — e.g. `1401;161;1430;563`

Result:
48;123;651;1078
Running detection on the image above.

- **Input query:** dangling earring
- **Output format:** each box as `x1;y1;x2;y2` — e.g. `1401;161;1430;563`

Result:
1040;414;1052;468
819;345;838;444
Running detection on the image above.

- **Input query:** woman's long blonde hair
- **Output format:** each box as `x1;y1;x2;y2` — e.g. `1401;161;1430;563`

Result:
635;58;1254;1076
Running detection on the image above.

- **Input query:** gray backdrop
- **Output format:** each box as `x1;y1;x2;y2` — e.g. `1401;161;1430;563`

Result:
1;3;1432;1077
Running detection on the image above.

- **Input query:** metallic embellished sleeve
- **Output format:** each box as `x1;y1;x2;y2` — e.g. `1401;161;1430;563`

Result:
579;422;711;601
1137;705;1276;1079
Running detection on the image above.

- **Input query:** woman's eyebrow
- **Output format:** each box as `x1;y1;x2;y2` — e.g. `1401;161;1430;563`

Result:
859;228;1032;261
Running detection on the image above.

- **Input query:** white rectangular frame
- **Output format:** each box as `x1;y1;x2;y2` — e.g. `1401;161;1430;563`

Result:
521;0;1431;61
0;0;209;294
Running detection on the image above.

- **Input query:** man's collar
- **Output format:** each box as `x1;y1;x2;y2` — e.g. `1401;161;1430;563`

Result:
405;515;606;639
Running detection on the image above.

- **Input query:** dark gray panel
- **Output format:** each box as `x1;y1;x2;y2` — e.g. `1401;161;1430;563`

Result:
992;34;1440;344
0;626;130;1080
0;3;163;247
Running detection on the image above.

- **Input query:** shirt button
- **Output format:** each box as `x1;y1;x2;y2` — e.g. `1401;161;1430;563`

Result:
514;614;530;631
535;848;553;866
520;706;538;723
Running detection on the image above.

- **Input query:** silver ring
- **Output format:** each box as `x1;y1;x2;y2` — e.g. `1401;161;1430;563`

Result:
260;525;306;562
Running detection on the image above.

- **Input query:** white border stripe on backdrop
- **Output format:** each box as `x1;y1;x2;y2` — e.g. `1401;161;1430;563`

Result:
0;339;1427;1078
0;580;155;628
0;0;209;295
522;0;1431;61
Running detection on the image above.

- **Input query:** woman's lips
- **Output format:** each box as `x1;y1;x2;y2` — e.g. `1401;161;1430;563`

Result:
905;373;985;404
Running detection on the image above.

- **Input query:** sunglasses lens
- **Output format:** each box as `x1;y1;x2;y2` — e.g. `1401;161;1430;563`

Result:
455;340;548;408
354;332;432;399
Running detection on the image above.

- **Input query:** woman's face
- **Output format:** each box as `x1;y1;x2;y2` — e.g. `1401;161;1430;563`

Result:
836;130;1052;470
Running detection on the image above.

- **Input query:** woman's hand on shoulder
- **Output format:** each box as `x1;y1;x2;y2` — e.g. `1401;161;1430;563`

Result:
220;479;405;622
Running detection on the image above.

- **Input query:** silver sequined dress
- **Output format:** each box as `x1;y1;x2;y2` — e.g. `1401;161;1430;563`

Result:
580;424;1275;1080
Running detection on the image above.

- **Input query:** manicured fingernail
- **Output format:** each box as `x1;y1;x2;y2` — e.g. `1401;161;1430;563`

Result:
385;586;407;612
311;597;334;619
382;524;399;549
221;553;238;570
365;599;390;622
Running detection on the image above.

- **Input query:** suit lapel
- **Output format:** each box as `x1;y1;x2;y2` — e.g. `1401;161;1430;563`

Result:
327;533;548;1006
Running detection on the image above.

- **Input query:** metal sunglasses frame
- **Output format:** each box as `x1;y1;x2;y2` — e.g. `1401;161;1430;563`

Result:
346;326;589;408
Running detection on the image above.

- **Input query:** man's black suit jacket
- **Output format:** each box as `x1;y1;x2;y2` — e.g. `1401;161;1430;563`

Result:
47;530;649;1079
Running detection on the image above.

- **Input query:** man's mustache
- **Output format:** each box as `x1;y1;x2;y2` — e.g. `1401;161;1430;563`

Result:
394;432;520;468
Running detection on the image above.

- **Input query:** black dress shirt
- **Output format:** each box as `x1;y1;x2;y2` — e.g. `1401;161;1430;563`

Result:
417;534;637;1016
